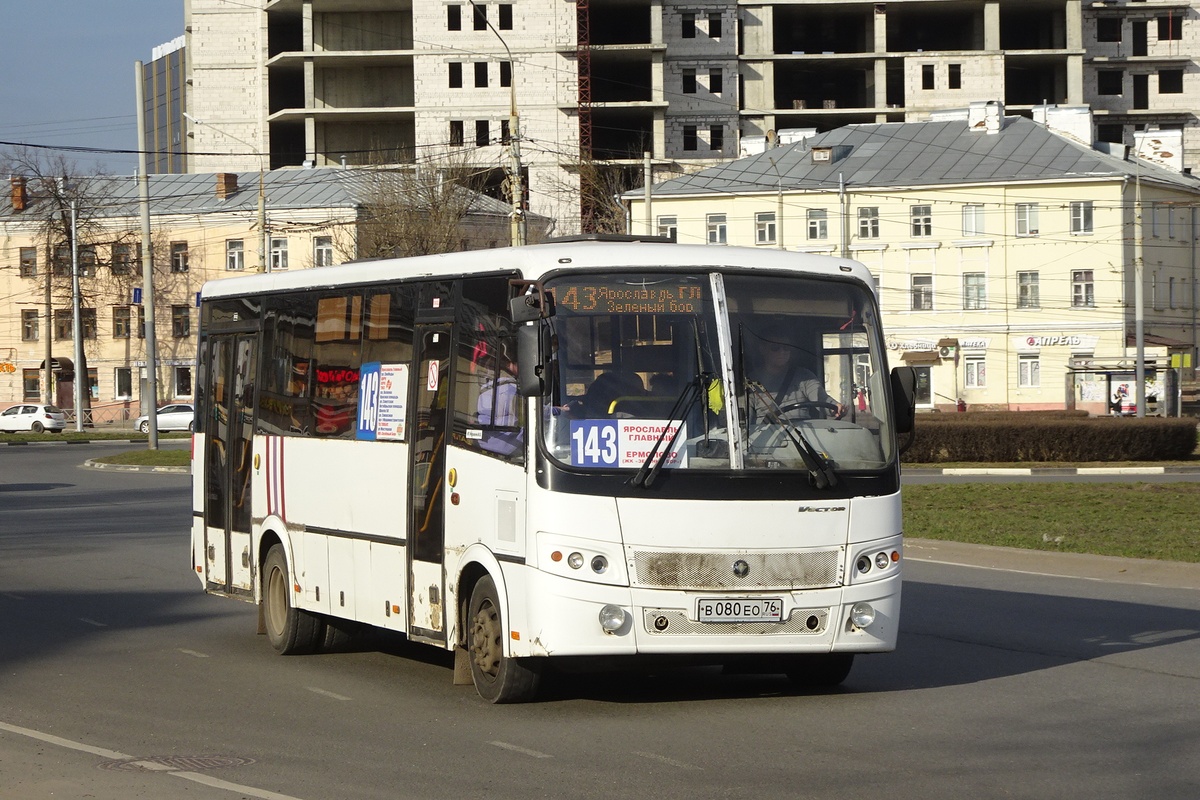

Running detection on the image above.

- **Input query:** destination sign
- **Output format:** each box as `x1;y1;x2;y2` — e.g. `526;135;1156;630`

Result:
552;280;705;315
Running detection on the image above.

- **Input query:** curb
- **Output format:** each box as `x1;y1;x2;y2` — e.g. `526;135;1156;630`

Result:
904;465;1200;476
83;459;190;474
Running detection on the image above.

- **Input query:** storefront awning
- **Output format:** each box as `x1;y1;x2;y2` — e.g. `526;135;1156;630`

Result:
900;350;940;364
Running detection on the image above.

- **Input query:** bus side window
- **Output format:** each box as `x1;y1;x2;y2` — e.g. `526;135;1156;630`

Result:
455;276;524;463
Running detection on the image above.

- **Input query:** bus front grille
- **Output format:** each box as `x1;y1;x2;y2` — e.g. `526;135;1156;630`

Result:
631;550;843;590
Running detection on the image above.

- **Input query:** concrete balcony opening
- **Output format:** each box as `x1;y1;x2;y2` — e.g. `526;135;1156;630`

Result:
773;6;874;56
886;6;983;52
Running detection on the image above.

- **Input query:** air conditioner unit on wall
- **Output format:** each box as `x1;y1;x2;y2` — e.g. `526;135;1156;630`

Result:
939;346;955;359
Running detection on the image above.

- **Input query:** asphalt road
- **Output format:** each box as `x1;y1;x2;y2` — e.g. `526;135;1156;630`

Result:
2;443;1198;800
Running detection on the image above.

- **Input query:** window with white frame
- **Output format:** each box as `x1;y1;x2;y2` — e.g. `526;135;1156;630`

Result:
21;309;38;341
807;208;828;240
170;241;189;272
115;367;132;399
172;305;190;338
1016;203;1039;236
962;204;984;236
1019;354;1040;387
657;215;678;242
964;355;986;388
911;205;932;237
963;272;987;310
1072;270;1095;307
1018;271;1040;308
314;236;334;267
858;207;879;239
270;238;289;270
20;246;37;277
1070;201;1093;235
756;211;777;245
112;306;131;339
226;239;245;271
706;213;727;244
911;274;933;310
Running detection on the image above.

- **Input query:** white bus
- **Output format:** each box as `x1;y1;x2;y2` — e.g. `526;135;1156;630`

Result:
191;238;916;702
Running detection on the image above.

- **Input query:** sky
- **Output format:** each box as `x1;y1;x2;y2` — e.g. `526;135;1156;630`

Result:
0;1;184;176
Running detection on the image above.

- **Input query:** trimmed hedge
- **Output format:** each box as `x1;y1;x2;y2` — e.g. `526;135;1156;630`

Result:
902;414;1199;463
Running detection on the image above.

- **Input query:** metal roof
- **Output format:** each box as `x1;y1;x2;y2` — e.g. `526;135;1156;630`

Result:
638;117;1200;198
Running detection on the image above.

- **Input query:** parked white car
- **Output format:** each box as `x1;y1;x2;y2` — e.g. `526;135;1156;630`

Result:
0;404;68;433
135;403;195;433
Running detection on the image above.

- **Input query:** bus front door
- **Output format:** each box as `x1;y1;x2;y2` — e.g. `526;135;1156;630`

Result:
202;333;257;598
407;323;450;643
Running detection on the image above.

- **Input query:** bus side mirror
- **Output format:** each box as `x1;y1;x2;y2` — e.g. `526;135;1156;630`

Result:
516;321;552;397
890;366;917;434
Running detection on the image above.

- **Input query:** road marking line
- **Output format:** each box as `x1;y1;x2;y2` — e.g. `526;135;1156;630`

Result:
633;751;703;771
178;649;211;658
489;741;553;759
1077;467;1166;475
0;720;131;760
943;468;1032;476
80;618;107;627
307;687;352;701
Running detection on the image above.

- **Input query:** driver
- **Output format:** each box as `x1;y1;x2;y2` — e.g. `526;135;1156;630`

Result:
748;325;845;420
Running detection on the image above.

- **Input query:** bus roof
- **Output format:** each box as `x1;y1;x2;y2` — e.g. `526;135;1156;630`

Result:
199;241;873;300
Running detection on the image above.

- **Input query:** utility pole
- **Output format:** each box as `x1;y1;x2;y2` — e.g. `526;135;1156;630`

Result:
70;201;85;432
136;61;160;448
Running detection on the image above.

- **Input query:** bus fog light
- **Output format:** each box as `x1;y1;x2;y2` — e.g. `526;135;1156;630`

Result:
875;552;890;570
590;555;608;574
599;604;627;632
567;552;584;569
850;602;876;628
856;555;872;574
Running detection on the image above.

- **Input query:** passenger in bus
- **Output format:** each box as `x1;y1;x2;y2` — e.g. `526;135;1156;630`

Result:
476;343;522;456
747;326;844;421
581;371;646;418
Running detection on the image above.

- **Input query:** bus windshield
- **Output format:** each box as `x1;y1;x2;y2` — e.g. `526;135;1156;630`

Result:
541;271;895;475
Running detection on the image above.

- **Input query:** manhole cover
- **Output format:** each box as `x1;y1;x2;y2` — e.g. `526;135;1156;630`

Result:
98;755;256;772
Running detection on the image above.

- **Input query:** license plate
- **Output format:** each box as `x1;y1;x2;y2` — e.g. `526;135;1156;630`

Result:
696;597;784;623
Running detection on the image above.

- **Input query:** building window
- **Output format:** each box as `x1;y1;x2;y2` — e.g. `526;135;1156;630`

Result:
79;245;97;277
709;69;723;95
708;12;722;39
682;12;696;38
449;62;463;88
498;4;513;30
709;125;724;152
858;207;879;239
964;356;986;388
113;306;131;339
911;205;932;237
54;309;72;340
79;308;97;340
172;305;190;338
115;367;132;399
963;272;987;310
1070;201;1094;234
807;208;828;240
911;274;933;310
112;242;136;275
450;120;465;147
1157;15;1182;40
706;213;727;244
500;119;511;143
755;211;777;245
922;64;935;90
175;366;193;397
448;4;461;31
500;61;511;87
474;61;488;88
23;369;41;401
948;64;962;90
19;246;37;277
683;125;698;151
475;119;490;147
1098;70;1123;95
1018;271;1040;308
1016;203;1039;236
1019;354;1040;388
270;238;289;271
962;204;984;236
53;244;71;277
137;305;146;339
314;236;334;267
682;68;696;94
1072;270;1095;307
1098;18;1121;42
21;309;39;341
226;239;245;271
657;215;678;242
170;241;189;272
472;2;487;31
1160;69;1184;94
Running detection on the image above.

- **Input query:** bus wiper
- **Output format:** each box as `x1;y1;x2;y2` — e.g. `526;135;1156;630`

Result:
629;377;702;489
746;381;838;489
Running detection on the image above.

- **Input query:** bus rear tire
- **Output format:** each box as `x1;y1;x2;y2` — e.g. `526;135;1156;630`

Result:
263;544;322;655
785;653;854;688
467;576;541;703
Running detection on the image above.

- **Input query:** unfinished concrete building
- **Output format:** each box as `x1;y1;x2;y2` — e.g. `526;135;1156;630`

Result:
184;0;1200;235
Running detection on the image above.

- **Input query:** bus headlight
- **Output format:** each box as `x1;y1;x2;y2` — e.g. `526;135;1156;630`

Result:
850;602;876;629
599;604;627;633
567;552;585;570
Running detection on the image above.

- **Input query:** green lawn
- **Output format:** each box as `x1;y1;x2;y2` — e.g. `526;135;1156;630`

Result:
92;448;191;467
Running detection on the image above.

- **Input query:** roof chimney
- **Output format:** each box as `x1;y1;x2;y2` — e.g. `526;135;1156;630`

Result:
215;172;239;200
967;100;1005;134
10;176;28;212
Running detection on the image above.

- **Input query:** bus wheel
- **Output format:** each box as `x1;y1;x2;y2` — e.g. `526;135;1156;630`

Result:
263;544;321;655
785;653;854;688
319;616;363;653
467;576;541;703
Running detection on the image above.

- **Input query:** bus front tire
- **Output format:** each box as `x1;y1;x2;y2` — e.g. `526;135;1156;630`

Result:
263;544;322;655
467;576;541;703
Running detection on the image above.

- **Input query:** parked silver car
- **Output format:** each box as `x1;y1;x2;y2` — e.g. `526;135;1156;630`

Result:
135;403;195;433
0;404;68;433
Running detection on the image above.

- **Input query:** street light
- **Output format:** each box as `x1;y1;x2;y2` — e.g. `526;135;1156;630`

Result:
183;112;269;271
